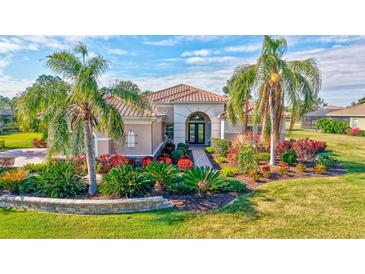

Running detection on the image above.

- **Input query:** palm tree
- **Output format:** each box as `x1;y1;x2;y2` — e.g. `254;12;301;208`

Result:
227;36;321;165
24;43;148;195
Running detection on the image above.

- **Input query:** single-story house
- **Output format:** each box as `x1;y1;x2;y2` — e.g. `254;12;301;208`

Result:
301;105;345;129
327;103;365;129
94;83;252;159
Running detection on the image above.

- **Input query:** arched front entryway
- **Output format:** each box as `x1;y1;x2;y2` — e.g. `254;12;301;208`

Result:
186;112;211;145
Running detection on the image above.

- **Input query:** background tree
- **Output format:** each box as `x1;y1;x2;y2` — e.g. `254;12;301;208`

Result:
16;75;70;139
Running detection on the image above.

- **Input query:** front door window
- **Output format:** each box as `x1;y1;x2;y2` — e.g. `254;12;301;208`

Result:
188;122;205;144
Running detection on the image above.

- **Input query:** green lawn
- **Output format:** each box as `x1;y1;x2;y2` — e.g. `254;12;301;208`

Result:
0;132;42;152
1;130;365;238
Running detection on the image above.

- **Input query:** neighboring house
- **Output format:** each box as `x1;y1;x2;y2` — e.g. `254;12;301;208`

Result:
0;109;13;132
94;83;250;159
327;103;365;130
301;105;345;129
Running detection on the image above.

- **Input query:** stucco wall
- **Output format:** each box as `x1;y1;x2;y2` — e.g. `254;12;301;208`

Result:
350;117;365;130
173;103;225;145
152;119;163;153
112;122;152;157
155;105;174;123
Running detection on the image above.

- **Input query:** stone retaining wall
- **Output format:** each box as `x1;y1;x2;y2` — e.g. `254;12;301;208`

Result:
0;194;174;215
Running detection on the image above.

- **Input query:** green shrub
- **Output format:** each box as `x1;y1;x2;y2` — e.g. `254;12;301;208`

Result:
166;178;197;195
100;165;153;198
0;140;5;149
220;165;238;177
37;161;85;198
280;150;297;165
236;144;258;175
215;156;227;164
204;146;214;153
171;149;185;163
19;176;43;195
209;178;246;193
258;152;270;161
145;162;179;191
23;163;48;173
177;143;189;150
315;154;337;170
316;118;349;134
211;137;231;157
360;130;365;137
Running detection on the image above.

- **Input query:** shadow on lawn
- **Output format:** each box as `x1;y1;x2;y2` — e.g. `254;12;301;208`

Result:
0;207;24;215
341;161;365;174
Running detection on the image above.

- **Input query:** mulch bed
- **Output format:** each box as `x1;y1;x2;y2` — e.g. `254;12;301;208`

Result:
156;191;243;211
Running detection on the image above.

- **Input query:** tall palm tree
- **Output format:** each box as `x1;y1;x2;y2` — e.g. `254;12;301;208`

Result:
31;43;148;195
227;36;321;165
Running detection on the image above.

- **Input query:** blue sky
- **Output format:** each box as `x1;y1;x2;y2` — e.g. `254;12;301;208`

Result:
0;35;365;106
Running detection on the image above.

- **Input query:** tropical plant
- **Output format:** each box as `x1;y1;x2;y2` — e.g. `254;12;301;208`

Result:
19;176;43;196
18;44;148;195
295;163;306;174
165;178;198;195
220;165;238;177
0;169;28;194
100;165;153;198
23;163;48;173
183;166;227;196
315;154;337;170
280;150;297;165
37;161;85;198
215;156;227;164
292;138;326;161
204;146;214;153
145;162;179;191
141;156;154;168
209;178;246;193
226;36;321;165
171;149;185;163
211;138;231;157
236;144;258;175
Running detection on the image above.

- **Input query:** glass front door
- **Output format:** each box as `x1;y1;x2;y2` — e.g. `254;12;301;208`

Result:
188;123;205;144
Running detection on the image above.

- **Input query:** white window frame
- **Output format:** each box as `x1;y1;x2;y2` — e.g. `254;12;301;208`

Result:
127;130;136;148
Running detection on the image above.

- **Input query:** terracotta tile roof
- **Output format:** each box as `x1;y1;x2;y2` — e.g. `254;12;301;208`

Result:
105;96;156;117
148;83;228;103
327;103;365;117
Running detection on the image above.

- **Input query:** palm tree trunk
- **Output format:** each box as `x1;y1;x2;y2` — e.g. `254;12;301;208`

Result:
83;118;97;195
289;106;295;131
244;100;249;137
260;109;269;145
269;88;276;166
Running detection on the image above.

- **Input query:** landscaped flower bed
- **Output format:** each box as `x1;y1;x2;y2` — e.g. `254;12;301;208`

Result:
0;143;247;212
206;137;346;191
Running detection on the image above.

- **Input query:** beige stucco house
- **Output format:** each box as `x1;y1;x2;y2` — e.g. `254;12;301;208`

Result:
327;103;365;130
94;84;253;159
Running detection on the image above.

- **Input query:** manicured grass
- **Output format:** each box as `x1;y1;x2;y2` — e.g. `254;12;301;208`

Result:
0;132;42;152
1;130;365;238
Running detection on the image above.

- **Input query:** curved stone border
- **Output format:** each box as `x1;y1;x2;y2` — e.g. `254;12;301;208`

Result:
0;194;174;215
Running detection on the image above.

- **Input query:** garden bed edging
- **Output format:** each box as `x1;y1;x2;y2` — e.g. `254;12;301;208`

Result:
0;194;174;215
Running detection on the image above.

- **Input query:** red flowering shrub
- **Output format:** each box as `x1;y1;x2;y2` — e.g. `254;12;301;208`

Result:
351;128;361;136
141;156;154;168
109;153;129;167
261;165;270;172
276;139;295;156
177;158;194;171
96;153;129;173
292;139;326;161
158;155;172;164
71;155;87;174
227;144;240;166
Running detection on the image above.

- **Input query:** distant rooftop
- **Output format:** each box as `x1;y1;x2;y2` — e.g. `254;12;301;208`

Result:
327;103;365;117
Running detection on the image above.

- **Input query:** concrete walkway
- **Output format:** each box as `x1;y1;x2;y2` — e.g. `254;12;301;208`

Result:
190;147;212;168
0;148;47;167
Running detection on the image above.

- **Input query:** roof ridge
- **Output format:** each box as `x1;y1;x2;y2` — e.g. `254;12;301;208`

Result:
152;86;192;102
182;83;226;99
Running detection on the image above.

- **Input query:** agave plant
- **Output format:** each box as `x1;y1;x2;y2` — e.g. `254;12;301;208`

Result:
145;162;179;192
183;166;226;196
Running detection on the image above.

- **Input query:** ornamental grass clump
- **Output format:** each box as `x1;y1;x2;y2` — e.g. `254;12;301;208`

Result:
0;169;28;194
295;163;306;174
211;138;231;157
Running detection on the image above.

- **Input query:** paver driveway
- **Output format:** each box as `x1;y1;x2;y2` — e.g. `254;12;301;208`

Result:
0;148;47;167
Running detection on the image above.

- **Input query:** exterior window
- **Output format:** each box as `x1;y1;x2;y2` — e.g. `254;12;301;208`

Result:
127;130;136;148
352;118;359;128
165;124;174;141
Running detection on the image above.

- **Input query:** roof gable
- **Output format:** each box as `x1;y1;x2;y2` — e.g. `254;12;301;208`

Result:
148;83;227;103
327;103;365;117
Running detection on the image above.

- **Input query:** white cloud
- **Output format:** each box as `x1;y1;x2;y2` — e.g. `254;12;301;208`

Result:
143;36;222;46
144;39;178;46
106;48;132;56
181;49;220;57
224;43;261;53
184;56;240;65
